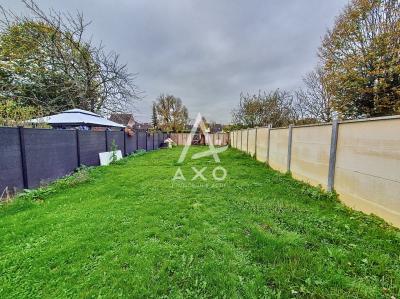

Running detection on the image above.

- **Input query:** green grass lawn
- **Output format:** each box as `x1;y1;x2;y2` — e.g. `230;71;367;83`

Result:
0;147;399;298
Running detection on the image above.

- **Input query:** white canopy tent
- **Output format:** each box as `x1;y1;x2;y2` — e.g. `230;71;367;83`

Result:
27;109;125;129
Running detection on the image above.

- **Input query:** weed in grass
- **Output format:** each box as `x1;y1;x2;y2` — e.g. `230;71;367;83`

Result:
13;166;93;202
110;140;119;164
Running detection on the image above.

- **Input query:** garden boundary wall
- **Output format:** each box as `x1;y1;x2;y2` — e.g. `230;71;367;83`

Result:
230;116;400;228
0;127;168;193
170;132;229;146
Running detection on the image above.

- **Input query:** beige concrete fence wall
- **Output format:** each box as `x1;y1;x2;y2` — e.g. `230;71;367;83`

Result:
237;130;242;150
230;116;400;228
233;131;240;149
240;130;244;151
291;125;331;189
170;133;189;145
241;129;248;152
212;133;229;146
334;119;400;227
247;129;256;156
170;132;229;146
255;127;269;162
269;128;289;173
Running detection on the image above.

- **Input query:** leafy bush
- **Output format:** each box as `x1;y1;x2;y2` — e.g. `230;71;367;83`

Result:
0;100;45;127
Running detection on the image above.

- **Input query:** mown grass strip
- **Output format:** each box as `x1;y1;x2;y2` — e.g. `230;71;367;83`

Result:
0;147;399;298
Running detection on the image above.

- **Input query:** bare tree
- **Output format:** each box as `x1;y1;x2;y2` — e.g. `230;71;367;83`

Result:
0;0;141;115
295;67;333;122
232;90;295;128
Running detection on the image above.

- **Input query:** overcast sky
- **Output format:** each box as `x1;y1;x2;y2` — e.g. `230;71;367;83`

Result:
2;0;348;123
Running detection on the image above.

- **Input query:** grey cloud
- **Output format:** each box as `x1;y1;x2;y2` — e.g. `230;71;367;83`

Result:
1;0;348;123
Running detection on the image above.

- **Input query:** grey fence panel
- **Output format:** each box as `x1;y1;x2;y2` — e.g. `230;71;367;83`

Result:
24;129;78;188
79;131;106;166
126;133;137;154
147;133;154;150
137;131;147;150
0;126;162;193
107;131;124;152
157;133;161;148
0;127;24;193
154;133;159;150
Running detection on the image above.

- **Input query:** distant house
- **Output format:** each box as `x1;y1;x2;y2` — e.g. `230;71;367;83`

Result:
109;114;152;131
109;113;135;128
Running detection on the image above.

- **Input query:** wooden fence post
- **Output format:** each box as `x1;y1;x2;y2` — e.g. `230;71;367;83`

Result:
18;126;28;189
327;120;339;192
287;125;293;172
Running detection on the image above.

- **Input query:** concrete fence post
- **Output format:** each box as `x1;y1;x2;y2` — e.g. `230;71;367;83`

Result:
287;125;293;172
255;127;258;158
266;124;272;164
235;131;237;148
327;120;339;192
235;130;239;149
247;128;249;153
18;126;28;189
241;129;243;151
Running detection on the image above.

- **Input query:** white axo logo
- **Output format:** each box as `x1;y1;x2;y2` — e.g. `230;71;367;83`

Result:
173;113;228;182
